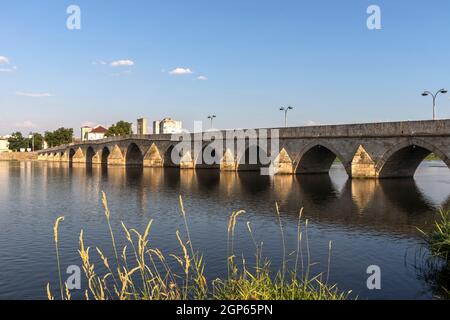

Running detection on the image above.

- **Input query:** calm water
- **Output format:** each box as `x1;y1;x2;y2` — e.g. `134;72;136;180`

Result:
0;160;449;300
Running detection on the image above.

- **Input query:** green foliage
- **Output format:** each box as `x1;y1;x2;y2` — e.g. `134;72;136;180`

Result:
29;133;44;151
213;268;349;300
8;132;46;151
419;210;450;261
425;153;441;161
417;210;450;298
8;132;29;151
105;121;133;137
44;128;73;148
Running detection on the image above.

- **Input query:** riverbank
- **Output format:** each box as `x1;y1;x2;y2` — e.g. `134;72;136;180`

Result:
0;152;38;161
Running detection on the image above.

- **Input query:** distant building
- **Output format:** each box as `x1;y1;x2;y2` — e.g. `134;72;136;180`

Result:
137;118;148;135
0;136;10;153
81;125;108;141
153;118;183;134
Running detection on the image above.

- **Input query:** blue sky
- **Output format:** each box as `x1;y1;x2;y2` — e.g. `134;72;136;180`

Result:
1;0;450;136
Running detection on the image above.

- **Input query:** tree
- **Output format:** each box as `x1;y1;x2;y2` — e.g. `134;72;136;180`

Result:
8;132;29;151
29;132;44;151
105;121;133;137
44;128;73;147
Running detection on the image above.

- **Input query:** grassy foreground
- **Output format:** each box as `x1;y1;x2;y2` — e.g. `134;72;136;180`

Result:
418;209;450;298
419;210;450;261
47;192;350;300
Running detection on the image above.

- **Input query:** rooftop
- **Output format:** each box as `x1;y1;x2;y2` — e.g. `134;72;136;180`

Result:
90;125;108;134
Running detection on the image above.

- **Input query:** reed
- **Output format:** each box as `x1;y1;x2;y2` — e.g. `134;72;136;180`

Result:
52;216;64;300
47;192;350;300
419;209;450;261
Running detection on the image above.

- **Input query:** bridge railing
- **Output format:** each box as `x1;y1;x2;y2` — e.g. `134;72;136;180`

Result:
38;119;450;154
38;134;175;153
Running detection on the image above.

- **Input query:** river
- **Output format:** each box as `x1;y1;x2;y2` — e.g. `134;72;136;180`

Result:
0;160;448;299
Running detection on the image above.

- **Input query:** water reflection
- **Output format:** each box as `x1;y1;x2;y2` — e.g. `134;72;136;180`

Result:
96;164;448;237
9;162;450;238
1;161;449;299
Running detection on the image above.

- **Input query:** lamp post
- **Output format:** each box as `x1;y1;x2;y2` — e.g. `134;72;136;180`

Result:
28;134;34;152
207;115;216;129
421;89;447;120
279;106;294;127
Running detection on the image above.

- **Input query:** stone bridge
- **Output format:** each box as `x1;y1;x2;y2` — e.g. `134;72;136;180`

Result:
37;119;450;179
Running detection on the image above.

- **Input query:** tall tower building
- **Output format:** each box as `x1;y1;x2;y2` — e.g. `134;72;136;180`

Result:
137;118;148;135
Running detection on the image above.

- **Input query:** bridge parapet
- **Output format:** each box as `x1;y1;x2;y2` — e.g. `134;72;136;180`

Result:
36;120;450;179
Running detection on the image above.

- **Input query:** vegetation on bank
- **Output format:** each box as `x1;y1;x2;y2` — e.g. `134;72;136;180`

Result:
419;210;450;261
105;121;133;137
47;193;350;300
44;128;74;148
418;209;450;298
425;153;441;161
7;128;74;151
8;132;44;151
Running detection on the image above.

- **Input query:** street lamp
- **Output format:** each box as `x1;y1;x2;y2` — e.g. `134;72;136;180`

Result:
28;134;34;152
207;115;216;129
421;89;447;120
279;106;294;127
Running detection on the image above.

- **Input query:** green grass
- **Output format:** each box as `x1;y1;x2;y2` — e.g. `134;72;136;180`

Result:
213;268;349;300
425;153;441;161
419;210;450;261
47;192;351;300
417;210;450;298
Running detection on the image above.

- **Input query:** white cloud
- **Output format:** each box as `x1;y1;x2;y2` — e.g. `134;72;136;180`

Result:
0;66;17;73
110;59;135;67
169;67;193;75
0;56;9;64
14;120;37;129
15;91;53;98
197;75;208;80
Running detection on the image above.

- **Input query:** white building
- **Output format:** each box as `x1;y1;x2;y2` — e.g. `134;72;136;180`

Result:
0;136;10;153
153;118;183;134
81;125;108;141
137;118;148;135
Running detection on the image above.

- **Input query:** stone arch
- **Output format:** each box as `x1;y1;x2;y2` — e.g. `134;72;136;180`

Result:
72;147;85;163
144;143;163;167
351;145;376;178
108;145;125;166
85;146;96;164
377;138;450;178
53;152;62;162
101;147;111;165
68;148;76;163
273;148;294;175
163;144;189;168
195;142;222;169
294;141;349;175
237;144;269;171
220;149;237;171
180;151;194;169
125;143;144;166
163;145;178;167
99;147;111;165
